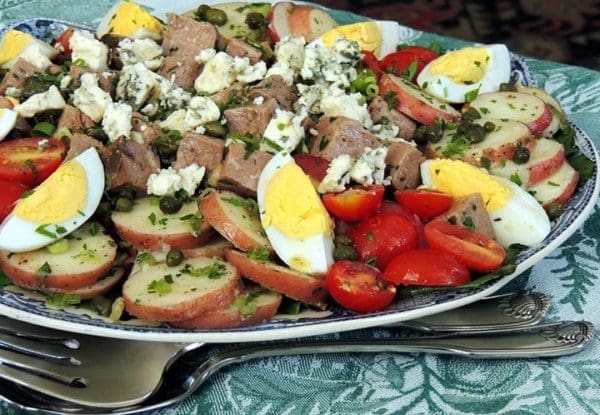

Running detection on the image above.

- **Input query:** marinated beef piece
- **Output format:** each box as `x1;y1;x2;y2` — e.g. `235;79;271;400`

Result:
308;116;382;161
0;58;39;94
69;66;117;97
369;96;416;139
225;38;262;64
173;132;225;172
210;82;248;110
444;193;495;239
248;75;296;111
385;141;424;190
65;133;104;161
218;143;272;197
131;112;161;145
100;33;127;70
57;105;96;133
101;137;160;195
158;55;202;90
224;98;277;137
162;14;217;58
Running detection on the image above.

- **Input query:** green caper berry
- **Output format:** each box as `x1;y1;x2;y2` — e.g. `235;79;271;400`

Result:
459;122;486;143
413;125;428;145
114;197;133;212
166;249;184;267
159;196;183;214
462;107;481;122
546;202;564;220
484;121;496;132
96;201;112;217
204;120;227;138
245;12;267;30
425;123;444;143
204;8;228;26
334;234;353;246
512;146;530;164
499;82;518;92
118;188;134;201
333;245;358;261
194;4;210;21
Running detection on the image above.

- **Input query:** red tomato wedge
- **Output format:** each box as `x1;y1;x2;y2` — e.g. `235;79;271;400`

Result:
379;51;425;81
361;50;383;78
0;137;65;186
326;260;396;313
394;189;454;222
55;28;74;55
0;180;29;222
424;220;506;273
383;248;470;286
322;185;384;222
399;46;439;64
350;211;418;270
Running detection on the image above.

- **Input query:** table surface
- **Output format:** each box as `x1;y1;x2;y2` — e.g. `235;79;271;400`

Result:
1;1;599;414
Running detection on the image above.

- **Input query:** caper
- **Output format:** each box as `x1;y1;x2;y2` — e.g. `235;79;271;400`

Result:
484;121;496;132
459;122;486;143
546;202;564;220
499;82;518;92
333;244;358;261
462;107;481;122
425;122;444;143
159;195;183;214
204;120;227;138
194;4;210;21
114;197;133;212
91;296;112;317
245;12;266;30
204;8;228;26
96;201;112;217
334;234;353;246
166;249;184;267
413;125;428;145
118;188;135;201
512;145;530;164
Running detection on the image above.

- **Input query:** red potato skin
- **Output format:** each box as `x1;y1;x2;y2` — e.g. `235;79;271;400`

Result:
181;240;232;259
41;269;124;300
526;146;565;186
287;6;313;40
113;221;213;251
266;2;294;43
225;249;328;308
526;104;553;136
542;170;580;208
0;252;115;291
171;294;282;329
379;74;460;126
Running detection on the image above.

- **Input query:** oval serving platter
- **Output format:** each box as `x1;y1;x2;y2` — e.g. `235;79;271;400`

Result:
0;2;598;342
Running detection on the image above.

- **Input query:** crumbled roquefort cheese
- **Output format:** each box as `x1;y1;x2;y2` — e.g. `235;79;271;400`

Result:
146;163;206;196
349;147;390;186
102;102;133;142
261;108;305;153
72;73;112;122
69;30;109;70
318;154;353;194
13;85;65;118
118;38;164;70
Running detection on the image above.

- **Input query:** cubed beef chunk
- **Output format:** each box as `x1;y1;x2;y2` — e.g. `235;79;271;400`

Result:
101;137;160;195
0;59;39;94
248;75;296;111
100;33;127;69
385;141;425;190
210;82;248;109
444;193;495;239
225;38;262;64
162;14;217;58
69;66;117;97
308;116;382;161
224;98;276;137
57;105;96;133
173;132;225;171
65;133;104;161
218;143;272;197
158;55;202;90
131;112;161;145
369;96;416;139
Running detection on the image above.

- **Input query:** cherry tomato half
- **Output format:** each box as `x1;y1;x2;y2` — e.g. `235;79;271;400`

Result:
322;185;384;222
379;51;425;81
377;201;427;248
394;189;454;222
424;220;506;273
326;260;396;313
400;46;439;64
383;248;470;286
361;50;383;78
0;179;29;222
55;28;74;55
0;137;65;186
350;211;418;270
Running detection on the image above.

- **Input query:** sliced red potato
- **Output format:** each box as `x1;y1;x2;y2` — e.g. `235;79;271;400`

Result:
123;256;239;322
200;190;272;253
41;268;124;300
267;2;337;43
379;73;461;126
541;111;560;138
112;197;213;251
515;84;566;118
172;286;282;329
181;236;233;259
200;2;271;41
529;162;579;207
467;92;553;136
0;223;117;291
267;1;294;43
225;249;327;308
489;138;565;186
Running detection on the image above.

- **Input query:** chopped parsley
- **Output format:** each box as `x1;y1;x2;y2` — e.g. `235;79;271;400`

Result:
464;88;480;103
180;260;227;279
510;172;523;186
247;248;270;261
46;293;82;307
462;216;476;231
136;252;157;266
147;278;172;295
0;269;11;286
148;212;157;225
383;91;398;109
179;212;203;233
36;262;52;278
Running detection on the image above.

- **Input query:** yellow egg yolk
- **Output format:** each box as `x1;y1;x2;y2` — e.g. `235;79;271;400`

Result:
14;159;87;223
0;30;34;66
262;163;332;239
321;22;381;55
426;159;511;212
107;2;163;38
430;47;489;84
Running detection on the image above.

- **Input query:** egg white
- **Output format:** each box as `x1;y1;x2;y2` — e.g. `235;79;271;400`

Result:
257;152;334;274
420;159;550;247
0;109;17;142
96;1;162;40
0;148;105;252
417;44;511;104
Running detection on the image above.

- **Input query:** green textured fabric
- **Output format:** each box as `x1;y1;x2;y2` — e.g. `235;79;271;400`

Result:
1;2;599;414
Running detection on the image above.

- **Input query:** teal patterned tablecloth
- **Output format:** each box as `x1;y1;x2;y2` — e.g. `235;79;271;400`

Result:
1;1;600;414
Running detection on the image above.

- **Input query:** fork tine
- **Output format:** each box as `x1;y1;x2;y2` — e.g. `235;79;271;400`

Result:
0;348;85;387
0;317;79;349
0;332;81;365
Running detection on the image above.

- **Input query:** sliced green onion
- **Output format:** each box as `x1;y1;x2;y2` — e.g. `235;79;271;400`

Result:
32;122;56;137
54;126;72;139
365;84;379;98
46;238;69;254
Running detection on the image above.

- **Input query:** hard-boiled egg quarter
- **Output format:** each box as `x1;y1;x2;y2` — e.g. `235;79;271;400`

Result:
257;152;334;274
0;109;17;142
417;44;511;104
420;159;550;247
97;1;163;40
0;29;58;69
0;148;105;252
